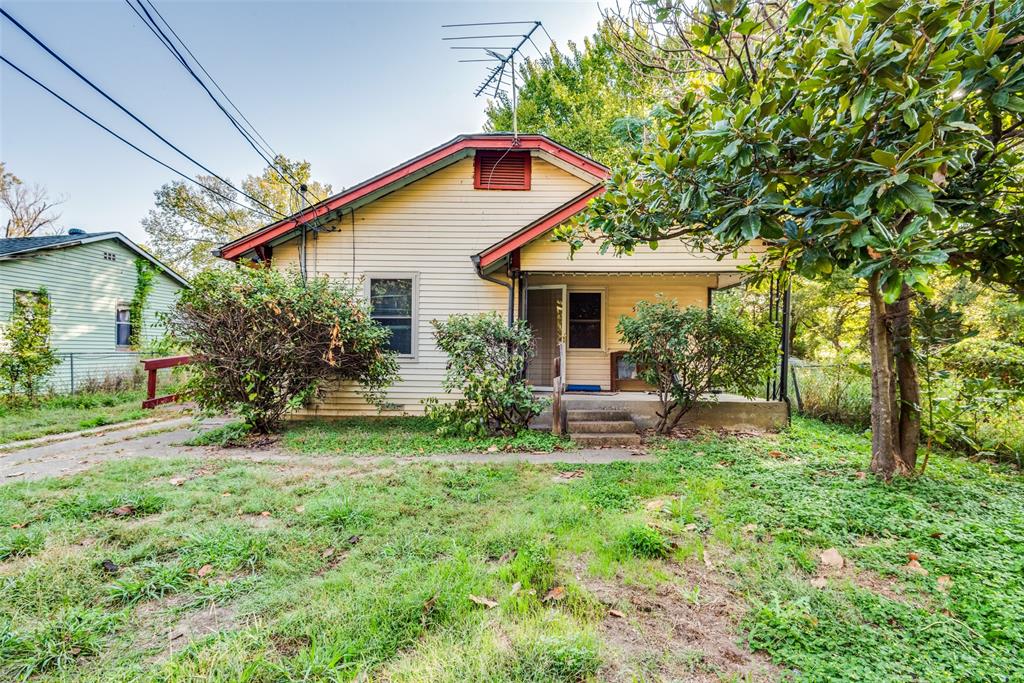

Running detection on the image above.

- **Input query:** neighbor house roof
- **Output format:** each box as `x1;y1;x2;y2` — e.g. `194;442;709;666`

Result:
0;231;189;287
216;133;610;262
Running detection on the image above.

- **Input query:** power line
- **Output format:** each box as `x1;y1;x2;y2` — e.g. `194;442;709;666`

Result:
0;6;285;219
126;0;322;205
0;54;279;221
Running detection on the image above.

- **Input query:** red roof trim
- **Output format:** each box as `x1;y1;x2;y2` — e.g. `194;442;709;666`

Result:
477;184;606;268
219;135;608;261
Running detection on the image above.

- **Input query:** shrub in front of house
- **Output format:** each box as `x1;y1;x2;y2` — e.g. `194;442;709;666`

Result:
618;298;777;434
0;288;59;404
426;312;548;437
169;268;398;433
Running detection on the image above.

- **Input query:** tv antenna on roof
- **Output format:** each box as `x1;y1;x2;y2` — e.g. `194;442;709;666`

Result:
442;20;553;139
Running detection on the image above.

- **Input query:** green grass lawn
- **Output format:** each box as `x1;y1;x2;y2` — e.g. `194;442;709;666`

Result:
0;418;1021;681
0;390;153;445
281;416;574;455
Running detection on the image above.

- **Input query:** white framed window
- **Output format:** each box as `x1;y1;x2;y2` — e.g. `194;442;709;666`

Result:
115;303;132;348
568;291;604;350
366;274;418;357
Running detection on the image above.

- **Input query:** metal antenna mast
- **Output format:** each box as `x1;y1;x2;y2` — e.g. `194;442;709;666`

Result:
442;20;551;139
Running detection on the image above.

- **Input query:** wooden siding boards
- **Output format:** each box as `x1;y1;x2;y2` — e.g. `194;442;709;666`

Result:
519;234;766;272
0;239;183;391
272;157;592;417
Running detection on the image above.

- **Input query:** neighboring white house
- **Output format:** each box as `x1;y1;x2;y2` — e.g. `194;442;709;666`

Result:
0;230;188;392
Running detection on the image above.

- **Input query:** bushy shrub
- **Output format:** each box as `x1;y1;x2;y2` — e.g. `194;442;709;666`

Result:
169;268;398;433
425;312;547;436
617;299;778;433
0;289;59;404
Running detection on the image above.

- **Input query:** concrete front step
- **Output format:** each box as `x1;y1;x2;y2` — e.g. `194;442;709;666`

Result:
572;432;643;447
567;409;632;422
568;420;637;434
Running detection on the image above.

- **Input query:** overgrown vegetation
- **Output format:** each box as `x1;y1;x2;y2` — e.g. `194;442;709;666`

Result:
617;299;777;433
425;313;547;437
0;418;1020;681
127;258;157;350
169;268;398;433
0;289;59;404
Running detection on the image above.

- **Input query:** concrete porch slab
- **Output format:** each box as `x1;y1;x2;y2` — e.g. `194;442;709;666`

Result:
533;391;789;432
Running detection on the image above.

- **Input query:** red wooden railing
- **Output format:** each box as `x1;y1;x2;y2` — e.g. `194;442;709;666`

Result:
141;355;191;408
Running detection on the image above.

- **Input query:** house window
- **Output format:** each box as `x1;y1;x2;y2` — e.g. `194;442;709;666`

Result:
568;292;602;349
474;150;531;190
368;277;415;356
115;305;132;347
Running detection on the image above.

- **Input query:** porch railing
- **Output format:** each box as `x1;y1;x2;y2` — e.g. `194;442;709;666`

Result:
551;342;565;435
141;355;191;408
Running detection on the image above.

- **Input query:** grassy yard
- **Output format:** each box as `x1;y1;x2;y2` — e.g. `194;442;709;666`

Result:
281;416;573;455
0;391;152;445
0;418;1021;681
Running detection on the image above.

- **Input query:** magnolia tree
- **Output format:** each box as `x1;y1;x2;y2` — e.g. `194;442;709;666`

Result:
564;0;1024;478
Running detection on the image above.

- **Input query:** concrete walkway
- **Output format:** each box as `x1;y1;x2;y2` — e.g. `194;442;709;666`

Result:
0;415;651;483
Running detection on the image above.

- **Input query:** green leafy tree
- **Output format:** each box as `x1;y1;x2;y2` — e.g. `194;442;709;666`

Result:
169;268;397;433
426;312;547;436
568;0;1024;478
142;157;331;274
485;21;662;167
618;299;777;433
0;289;59;402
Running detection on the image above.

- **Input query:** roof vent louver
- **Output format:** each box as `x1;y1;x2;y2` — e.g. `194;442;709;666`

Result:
474;150;531;190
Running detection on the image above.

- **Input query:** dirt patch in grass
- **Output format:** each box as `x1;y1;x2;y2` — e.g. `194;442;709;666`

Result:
136;596;241;662
572;556;783;682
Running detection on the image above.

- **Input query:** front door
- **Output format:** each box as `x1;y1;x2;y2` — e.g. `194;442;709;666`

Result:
525;286;565;387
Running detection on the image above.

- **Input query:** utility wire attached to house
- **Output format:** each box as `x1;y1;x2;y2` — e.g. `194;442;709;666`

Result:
0;7;287;220
123;0;325;205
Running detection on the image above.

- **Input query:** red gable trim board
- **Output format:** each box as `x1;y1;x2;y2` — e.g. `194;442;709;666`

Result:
218;135;608;262
476;184;606;268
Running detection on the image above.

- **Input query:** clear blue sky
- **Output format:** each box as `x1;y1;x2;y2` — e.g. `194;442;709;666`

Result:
1;1;603;242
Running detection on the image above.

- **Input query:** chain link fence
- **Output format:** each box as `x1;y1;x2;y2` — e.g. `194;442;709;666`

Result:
47;352;153;394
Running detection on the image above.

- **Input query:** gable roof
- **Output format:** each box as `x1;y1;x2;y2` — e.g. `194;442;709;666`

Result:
475;184;607;269
216;134;610;262
0;231;189;287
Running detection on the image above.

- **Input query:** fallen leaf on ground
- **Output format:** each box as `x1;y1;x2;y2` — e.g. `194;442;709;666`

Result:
741;523;758;533
260;511;271;517
468;594;498;608
5;472;25;478
294;505;305;513
809;577;828;589
856;472;867;480
768;450;785;458
322;547;336;559
168;477;186;486
905;557;929;575
608;609;626;618
347;535;362;545
498;549;517;564
819;548;845;571
936;575;952;592
10;522;27;529
197;564;214;578
221;491;232;497
543;586;567;602
556;470;585;480
486;445;499;453
111;505;135;517
422;594;437;620
100;559;119;574
509;582;521;596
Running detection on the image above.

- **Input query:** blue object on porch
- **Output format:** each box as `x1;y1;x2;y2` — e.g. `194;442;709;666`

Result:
567;384;602;392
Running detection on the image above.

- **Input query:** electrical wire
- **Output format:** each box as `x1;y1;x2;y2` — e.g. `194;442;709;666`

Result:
126;0;321;204
0;54;279;221
0;7;286;220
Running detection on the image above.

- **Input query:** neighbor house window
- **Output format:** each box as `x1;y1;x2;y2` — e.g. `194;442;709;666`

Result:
115;305;131;347
568;292;602;349
368;276;415;356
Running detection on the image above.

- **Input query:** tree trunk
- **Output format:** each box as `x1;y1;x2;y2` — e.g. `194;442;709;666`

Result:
867;275;913;479
888;285;921;469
